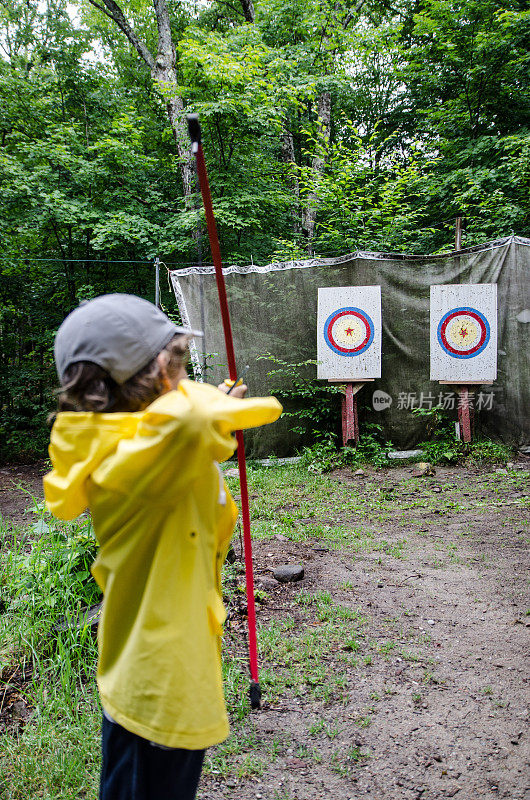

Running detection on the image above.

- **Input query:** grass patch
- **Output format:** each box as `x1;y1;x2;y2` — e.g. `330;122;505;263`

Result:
330;744;370;776
0;506;102;799
257;593;369;704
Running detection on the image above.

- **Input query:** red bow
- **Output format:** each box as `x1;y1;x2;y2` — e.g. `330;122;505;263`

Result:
187;114;261;710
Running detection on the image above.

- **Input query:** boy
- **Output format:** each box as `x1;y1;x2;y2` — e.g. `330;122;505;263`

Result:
44;293;282;800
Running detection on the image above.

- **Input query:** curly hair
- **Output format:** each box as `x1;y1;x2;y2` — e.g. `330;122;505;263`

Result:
56;335;190;413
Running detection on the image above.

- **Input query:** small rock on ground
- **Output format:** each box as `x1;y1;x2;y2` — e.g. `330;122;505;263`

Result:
273;565;305;583
412;462;436;477
257;577;277;591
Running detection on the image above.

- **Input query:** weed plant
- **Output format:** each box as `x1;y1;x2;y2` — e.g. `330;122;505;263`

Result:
0;504;102;799
412;406;512;465
300;425;391;474
1;502;101;669
257;355;343;439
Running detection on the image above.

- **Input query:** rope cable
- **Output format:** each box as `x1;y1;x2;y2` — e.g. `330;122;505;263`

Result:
193;161;208;377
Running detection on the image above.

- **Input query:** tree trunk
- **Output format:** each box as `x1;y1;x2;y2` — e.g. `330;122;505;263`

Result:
153;61;194;201
239;0;255;23
281;127;301;236
302;90;331;255
152;0;194;201
88;0;193;202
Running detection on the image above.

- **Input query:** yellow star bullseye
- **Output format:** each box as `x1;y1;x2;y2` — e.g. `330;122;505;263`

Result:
448;317;479;348
333;316;364;346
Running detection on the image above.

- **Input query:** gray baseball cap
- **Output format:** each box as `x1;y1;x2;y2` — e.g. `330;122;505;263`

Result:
54;294;202;385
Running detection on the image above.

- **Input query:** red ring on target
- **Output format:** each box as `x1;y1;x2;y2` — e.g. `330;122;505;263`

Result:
324;307;374;356
438;307;489;358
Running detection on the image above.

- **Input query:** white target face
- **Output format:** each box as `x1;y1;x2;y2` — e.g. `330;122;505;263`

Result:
430;285;497;381
317;287;381;379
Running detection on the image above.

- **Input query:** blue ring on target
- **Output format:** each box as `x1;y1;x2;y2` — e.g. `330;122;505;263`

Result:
437;306;490;359
324;307;375;356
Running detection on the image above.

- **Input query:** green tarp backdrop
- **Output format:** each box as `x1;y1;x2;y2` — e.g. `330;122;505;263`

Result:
170;236;529;457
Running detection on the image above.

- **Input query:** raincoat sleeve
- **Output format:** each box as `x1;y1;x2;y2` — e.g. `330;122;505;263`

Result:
91;381;282;502
177;380;283;463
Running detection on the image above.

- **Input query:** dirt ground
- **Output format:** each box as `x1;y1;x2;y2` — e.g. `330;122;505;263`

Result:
0;461;49;526
1;460;529;800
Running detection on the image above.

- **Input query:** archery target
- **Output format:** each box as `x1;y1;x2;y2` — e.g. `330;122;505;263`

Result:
318;287;381;379
437;307;489;359
430;285;497;381
324;307;374;356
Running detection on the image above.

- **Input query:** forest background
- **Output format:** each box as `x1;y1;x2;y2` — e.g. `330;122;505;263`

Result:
0;0;529;461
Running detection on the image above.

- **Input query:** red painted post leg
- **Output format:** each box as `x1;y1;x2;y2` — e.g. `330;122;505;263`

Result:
342;383;356;445
458;387;472;443
352;392;359;444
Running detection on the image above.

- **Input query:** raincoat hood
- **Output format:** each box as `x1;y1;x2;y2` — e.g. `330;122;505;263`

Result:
44;412;140;521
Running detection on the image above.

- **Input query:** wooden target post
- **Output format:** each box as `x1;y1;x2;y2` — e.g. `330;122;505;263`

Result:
431;285;497;443
317;287;381;445
437;381;492;443
327;380;375;446
343;382;360;445
458;385;473;443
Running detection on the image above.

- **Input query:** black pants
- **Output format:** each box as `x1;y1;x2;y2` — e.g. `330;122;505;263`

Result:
99;715;205;800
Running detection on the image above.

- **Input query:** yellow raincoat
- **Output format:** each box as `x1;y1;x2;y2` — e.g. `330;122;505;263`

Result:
44;380;282;749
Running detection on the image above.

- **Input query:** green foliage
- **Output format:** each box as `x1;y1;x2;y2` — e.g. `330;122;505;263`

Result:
465;438;512;464
0;684;101;800
301;424;391;474
300;434;342;473
412;406;466;464
0;507;100;797
353;424;393;468
9;504;100;611
412;406;513;464
1;501;101;679
259;354;343;437
392;0;530;250
0;506;101;798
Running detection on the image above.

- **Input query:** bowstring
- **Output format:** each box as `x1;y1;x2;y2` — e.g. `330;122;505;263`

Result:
193;162;207;379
